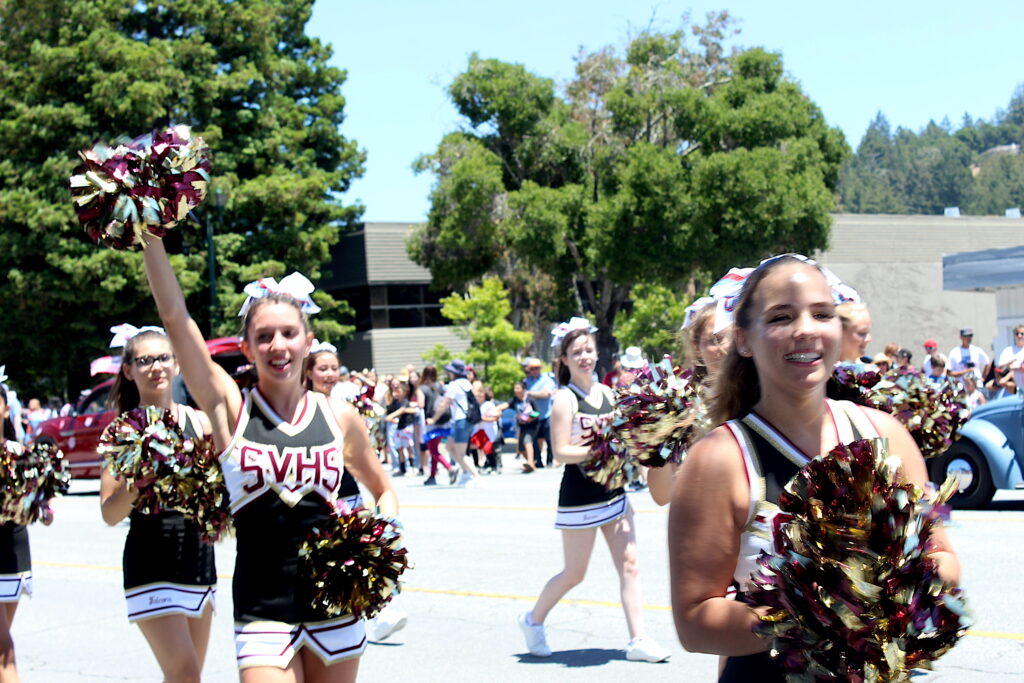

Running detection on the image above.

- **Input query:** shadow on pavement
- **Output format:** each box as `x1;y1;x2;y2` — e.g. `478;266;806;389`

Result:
513;648;625;667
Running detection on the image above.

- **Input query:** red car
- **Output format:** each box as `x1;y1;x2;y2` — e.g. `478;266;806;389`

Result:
32;337;249;479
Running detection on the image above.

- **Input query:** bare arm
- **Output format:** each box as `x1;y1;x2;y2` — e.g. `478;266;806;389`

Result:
142;238;241;448
429;396;452;423
332;397;398;517
646;461;679;506
550;389;591;464
863;408;961;584
669;427;770;655
99;469;137;526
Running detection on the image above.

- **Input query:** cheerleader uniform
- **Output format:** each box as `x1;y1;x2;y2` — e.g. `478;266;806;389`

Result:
718;399;877;683
221;389;366;670
554;384;629;529
122;405;216;622
0;441;31;603
339;467;362;511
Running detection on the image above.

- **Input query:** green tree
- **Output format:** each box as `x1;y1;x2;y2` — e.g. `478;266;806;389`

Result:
439;276;532;397
614;284;689;360
966;151;1024;214
411;15;847;372
0;0;361;396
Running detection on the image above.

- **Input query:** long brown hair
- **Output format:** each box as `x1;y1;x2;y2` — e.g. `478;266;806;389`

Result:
709;255;827;426
107;329;172;413
304;350;339;392
558;328;593;386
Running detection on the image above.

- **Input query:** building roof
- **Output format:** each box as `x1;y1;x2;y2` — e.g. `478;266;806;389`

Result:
943;244;1024;291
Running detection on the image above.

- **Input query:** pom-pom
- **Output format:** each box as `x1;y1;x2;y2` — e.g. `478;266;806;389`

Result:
829;363;971;458
99;406;231;542
0;441;71;525
746;438;971;680
301;508;411;620
580;414;637;490
70;125;210;249
614;358;709;467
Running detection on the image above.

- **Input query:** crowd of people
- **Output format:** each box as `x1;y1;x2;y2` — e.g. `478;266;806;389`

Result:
1;249;988;681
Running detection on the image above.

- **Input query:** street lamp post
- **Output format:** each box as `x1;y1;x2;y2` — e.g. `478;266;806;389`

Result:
206;187;227;335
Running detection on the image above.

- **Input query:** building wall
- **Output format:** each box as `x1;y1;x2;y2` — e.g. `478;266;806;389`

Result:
818;214;1024;361
364;222;433;284
340;326;472;376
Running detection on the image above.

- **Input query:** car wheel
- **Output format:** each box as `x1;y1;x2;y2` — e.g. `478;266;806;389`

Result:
935;439;995;509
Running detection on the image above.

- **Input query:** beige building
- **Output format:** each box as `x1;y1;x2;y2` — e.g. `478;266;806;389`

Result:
818;214;1024;361
322;222;470;376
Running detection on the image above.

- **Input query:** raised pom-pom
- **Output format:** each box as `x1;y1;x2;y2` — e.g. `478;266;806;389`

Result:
746;438;971;680
301;508;411;620
0;441;71;525
70;125;210;250
614;358;709;467
99;406;231;542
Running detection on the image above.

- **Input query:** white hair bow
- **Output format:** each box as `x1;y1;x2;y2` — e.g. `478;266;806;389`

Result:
550;316;597;347
109;323;166;348
238;273;322;317
758;253;859;305
0;365;7;384
708;267;754;334
681;296;716;330
309;339;337;356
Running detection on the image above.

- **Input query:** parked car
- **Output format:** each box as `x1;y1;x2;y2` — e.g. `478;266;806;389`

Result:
32;337;247;479
931;393;1024;508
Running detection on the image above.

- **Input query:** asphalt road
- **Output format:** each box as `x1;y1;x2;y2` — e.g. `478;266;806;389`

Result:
14;457;1024;682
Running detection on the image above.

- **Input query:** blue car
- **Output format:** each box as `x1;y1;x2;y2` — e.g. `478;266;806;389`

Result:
932;394;1024;507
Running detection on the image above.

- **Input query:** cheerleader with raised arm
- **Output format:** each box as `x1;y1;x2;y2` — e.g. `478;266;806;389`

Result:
99;325;216;683
517;320;671;663
142;237;398;683
668;255;961;681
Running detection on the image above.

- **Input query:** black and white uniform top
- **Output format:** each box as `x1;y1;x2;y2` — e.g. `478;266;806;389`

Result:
220;388;348;624
0;440;31;603
554;383;629;530
122;404;217;622
718;399;878;683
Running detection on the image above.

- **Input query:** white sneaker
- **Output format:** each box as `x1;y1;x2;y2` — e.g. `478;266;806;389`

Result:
517;612;551;657
625;636;671;662
456;471;478;487
368;610;408;642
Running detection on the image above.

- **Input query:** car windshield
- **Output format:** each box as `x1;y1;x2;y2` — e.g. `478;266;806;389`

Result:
80;386;111;415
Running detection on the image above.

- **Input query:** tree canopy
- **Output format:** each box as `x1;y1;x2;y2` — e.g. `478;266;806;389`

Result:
0;0;362;396
410;15;848;371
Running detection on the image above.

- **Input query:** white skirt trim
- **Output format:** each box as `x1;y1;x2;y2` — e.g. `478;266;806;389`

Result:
234;615;367;669
0;572;31;602
125;582;216;622
554;494;629;529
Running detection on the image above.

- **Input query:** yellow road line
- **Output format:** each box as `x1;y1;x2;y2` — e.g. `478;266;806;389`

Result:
35;560;1024;641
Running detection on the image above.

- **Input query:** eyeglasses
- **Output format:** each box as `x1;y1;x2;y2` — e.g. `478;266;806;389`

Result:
1015;332;1024;337
132;354;175;368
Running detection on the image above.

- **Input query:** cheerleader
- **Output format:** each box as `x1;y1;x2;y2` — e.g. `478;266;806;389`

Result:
305;343;408;644
517;321;670;663
667;254;960;681
142;237;397;683
98;325;216;683
0;381;28;682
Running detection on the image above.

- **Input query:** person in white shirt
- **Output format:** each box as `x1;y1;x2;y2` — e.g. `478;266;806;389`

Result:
996;324;1024;394
947;328;990;381
430;359;480;486
331;365;359;403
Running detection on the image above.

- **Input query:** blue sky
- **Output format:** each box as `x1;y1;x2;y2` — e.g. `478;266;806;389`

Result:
309;1;1024;222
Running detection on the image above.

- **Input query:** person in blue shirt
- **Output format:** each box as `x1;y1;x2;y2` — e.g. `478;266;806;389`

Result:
523;358;557;467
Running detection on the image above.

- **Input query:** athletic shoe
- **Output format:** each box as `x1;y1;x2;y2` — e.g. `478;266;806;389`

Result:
625;636;671;662
448;467;460;486
517;612;552;657
423;476;437;486
456;471;478;487
368;610;408;642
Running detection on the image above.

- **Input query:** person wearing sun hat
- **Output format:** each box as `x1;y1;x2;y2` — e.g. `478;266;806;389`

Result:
524;356;557;467
430;359;480;486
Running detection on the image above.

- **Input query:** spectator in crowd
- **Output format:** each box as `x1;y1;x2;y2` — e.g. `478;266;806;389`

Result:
996;324;1024;394
469;380;508;474
331;365;359;402
524;358;557;468
601;354;623;388
24;397;53;442
895;348;914;371
417;365;454;486
429;359;480;487
617;346;645;387
947;328;991;381
871;352;891;372
921;339;946;376
510;380;541;472
926;354;947;385
384;378;418;476
882;342;900;367
963;372;987;409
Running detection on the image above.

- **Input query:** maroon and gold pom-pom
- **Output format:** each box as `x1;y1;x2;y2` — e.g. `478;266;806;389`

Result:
580;416;636;491
746;438;971;680
69;125;210;250
99;406;231;542
614;358;708;467
0;441;71;525
829;363;971;458
301;509;411;620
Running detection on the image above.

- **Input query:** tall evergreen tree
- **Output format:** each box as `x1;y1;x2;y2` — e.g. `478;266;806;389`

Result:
0;0;363;395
